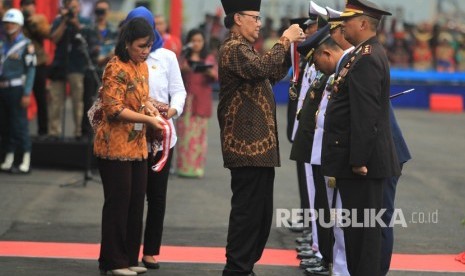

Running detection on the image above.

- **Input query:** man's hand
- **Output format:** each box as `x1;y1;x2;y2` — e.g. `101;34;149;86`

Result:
283;24;305;43
21;95;31;109
352;166;368;176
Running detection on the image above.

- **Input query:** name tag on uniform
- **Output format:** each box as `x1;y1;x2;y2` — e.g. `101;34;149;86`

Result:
134;123;143;131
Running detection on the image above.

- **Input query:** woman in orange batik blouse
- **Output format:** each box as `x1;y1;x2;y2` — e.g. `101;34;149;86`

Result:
93;18;165;276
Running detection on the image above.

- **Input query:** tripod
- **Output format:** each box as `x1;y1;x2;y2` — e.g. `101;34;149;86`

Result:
61;32;101;188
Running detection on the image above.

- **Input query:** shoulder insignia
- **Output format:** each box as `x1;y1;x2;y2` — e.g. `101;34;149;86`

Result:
362;45;372;55
27;44;35;54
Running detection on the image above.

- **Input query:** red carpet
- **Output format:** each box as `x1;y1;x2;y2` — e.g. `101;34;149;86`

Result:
1;241;464;273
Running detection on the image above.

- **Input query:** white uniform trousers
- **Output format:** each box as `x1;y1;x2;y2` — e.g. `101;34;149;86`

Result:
304;162;323;259
324;176;350;276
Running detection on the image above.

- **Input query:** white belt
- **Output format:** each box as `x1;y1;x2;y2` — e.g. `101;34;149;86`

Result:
0;77;23;88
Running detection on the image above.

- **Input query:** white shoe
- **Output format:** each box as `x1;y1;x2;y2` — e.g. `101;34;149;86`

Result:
128;266;147;274
18;152;30;173
0;153;14;171
100;268;137;275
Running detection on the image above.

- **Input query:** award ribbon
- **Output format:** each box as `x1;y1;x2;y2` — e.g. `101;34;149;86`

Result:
289;42;300;101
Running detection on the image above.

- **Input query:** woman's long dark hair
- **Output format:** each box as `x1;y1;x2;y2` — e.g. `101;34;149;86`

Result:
115;17;154;62
184;29;208;60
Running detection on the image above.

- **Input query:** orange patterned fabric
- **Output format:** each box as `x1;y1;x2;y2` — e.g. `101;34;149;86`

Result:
93;56;149;161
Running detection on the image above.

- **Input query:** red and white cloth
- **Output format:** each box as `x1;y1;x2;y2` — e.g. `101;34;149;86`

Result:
150;116;172;172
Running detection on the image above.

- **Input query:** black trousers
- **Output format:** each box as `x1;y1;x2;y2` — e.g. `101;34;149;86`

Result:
143;148;174;256
312;165;332;265
380;164;402;276
0;87;31;153
297;161;310;210
98;158;147;270
338;177;384;276
223;167;275;276
33;64;48;135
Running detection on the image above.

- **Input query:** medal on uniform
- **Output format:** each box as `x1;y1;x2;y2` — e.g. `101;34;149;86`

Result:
289;83;298;101
289;42;300;101
310;91;315;100
327;177;337;188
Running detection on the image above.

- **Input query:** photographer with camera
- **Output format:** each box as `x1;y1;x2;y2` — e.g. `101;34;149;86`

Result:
48;0;96;140
20;0;50;138
80;0;115;137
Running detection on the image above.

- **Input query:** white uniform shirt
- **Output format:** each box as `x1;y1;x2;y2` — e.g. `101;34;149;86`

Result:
310;47;354;165
310;75;333;165
146;48;187;150
291;63;317;140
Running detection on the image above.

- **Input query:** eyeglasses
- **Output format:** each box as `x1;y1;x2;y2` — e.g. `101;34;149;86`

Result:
239;13;262;23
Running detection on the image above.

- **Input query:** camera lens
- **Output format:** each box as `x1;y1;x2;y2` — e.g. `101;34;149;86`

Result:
95;8;106;16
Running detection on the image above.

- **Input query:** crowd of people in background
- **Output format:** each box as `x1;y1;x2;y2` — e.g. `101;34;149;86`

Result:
0;0;464;174
252;15;465;72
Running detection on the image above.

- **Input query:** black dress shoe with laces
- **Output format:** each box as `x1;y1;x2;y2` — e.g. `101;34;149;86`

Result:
296;243;312;252
297;250;318;259
304;265;329;275
295;233;312;244
299;257;322;269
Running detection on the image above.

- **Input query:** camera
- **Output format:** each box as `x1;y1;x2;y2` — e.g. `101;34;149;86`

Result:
62;7;75;20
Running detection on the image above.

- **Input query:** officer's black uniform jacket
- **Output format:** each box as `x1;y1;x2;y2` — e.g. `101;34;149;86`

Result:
321;36;400;178
289;72;329;163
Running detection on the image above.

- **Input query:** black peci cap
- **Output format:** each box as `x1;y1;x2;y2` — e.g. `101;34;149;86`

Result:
221;0;261;15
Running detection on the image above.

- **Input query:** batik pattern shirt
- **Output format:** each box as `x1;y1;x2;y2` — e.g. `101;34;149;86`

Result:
217;32;291;168
94;56;149;161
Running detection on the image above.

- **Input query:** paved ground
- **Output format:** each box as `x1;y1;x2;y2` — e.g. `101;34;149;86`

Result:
1;101;465;275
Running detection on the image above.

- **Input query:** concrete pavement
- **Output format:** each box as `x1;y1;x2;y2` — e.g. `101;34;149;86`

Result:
1;102;465;275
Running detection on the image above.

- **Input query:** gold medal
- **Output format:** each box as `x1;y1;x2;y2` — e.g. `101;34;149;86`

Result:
327;177;337;188
310;91;315;100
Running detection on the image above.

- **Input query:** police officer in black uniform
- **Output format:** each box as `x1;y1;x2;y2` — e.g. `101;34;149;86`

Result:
321;0;400;275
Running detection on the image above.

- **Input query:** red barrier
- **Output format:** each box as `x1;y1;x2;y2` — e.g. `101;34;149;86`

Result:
430;94;464;113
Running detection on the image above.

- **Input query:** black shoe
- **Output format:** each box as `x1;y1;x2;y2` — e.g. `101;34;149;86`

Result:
304;265;329;276
295;233;312;244
296;243;312;252
297;250;318;259
141;258;160;269
10;166;30;174
302;228;312;235
299;257;322;269
288;219;305;232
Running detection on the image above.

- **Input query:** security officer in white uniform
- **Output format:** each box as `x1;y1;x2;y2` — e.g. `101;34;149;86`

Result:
0;9;36;174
